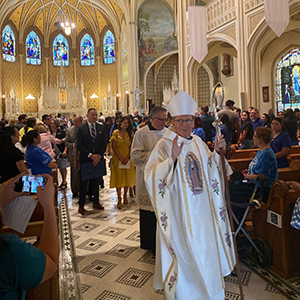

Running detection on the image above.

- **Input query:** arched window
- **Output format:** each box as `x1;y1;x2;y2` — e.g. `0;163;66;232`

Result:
80;34;95;66
276;49;300;112
103;30;115;64
26;31;41;65
2;25;16;62
53;34;69;66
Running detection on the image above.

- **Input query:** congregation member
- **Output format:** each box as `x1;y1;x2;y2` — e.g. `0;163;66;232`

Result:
19;117;36;141
0;174;59;299
15;114;27;130
238;111;254;149
243;127;278;203
0;126;28;191
62;114;69;131
76;108;107;215
282;109;298;146
220;114;234;150
278;111;285;118
268;108;276;122
192;116;206;142
218;99;240;143
98;112;105;123
50;119;68;190
295;108;300;124
261;113;271;128
63;116;83;197
200;105;213;142
22;130;57;175
250;108;264;131
110;116;135;209
131;106;167;255
42;114;51;131
144;91;235;300
133;109;142;123
270;118;291;168
35;123;62;158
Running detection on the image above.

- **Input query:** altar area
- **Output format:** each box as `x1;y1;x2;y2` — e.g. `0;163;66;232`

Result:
38;65;87;118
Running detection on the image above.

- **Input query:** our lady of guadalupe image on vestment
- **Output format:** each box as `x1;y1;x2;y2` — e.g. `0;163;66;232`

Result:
184;152;203;195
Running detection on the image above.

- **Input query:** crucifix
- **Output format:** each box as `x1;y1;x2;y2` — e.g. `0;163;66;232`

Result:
131;85;144;110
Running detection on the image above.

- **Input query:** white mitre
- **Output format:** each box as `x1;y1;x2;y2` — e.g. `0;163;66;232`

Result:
167;90;197;117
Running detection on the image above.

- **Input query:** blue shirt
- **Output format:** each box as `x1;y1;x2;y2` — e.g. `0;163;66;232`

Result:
270;131;291;168
26;144;52;175
0;234;46;300
192;127;206;141
251;117;264;131
248;147;278;188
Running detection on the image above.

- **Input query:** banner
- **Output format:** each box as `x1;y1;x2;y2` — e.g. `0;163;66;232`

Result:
264;0;289;37
188;6;207;64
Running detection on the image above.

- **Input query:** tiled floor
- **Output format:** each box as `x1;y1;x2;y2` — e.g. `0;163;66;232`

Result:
59;167;300;300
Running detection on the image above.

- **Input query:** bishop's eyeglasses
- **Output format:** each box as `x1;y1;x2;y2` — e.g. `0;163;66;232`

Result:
173;118;194;125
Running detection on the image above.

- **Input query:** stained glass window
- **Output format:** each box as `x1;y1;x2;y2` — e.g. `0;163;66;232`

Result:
80;34;95;66
26;31;41;65
103;30;115;64
276;49;300;112
53;34;69;66
2;25;16;62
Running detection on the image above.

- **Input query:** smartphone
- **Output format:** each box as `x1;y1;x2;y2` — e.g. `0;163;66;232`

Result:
22;175;45;194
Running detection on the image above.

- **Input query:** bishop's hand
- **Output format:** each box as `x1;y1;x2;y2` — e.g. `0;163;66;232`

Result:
172;135;184;161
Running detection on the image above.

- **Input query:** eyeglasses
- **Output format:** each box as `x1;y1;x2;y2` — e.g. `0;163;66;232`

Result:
155;117;168;122
173;118;194;125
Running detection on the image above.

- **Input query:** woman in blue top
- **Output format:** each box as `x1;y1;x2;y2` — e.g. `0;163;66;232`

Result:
243;127;278;203
270;118;291;168
21;130;57;175
192;117;206;142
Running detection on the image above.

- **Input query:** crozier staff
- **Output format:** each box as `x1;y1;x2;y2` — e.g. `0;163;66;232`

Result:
144;91;235;300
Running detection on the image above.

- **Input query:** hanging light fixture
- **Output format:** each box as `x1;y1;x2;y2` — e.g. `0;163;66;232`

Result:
54;0;75;36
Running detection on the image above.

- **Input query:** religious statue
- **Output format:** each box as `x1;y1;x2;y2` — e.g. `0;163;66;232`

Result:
131;86;144;109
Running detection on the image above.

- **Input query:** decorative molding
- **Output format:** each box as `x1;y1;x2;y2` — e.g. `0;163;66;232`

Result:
244;0;264;14
206;0;237;33
219;24;236;42
249;11;265;37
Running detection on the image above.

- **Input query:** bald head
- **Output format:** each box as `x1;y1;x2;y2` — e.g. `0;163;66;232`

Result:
73;116;83;128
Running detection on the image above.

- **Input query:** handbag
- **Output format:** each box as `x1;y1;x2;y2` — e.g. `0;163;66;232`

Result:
290;197;300;230
80;161;103;181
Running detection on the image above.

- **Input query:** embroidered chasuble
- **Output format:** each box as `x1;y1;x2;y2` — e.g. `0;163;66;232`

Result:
144;128;236;300
131;125;167;211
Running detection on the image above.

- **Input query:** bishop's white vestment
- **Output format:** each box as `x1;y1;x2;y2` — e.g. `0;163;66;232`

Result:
144;128;236;300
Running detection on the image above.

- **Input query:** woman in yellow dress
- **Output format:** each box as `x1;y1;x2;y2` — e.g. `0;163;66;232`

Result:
110;116;136;208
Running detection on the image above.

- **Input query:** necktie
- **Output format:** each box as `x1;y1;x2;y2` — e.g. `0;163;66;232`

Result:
91;124;96;142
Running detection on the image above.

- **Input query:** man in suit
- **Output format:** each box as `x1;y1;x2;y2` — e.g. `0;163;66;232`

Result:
62;115;83;197
76;108;108;214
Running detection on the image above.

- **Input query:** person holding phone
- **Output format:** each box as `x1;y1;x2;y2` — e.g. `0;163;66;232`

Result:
0;174;59;299
0;126;28;191
21;130;57;176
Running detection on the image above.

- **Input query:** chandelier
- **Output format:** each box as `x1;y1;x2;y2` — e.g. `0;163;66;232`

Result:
54;0;75;36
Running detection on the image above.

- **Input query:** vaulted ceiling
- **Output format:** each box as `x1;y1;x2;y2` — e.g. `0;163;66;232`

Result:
0;0;126;42
0;0;214;42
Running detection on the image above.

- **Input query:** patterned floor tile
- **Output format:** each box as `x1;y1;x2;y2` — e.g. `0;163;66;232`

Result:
98;226;126;237
138;251;156;265
95;290;132;300
77;238;107;252
106;244;137;258
81;259;117;278
73;222;100;232
93;213;115;222
225;269;252;286
115;268;153;288
81;283;91;294
76;255;85;262
125;231;140;243
72;235;80;241
117;217;139;226
225;291;242;300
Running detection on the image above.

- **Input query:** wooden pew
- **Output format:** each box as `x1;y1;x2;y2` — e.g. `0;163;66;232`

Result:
252;180;300;278
290;145;300;154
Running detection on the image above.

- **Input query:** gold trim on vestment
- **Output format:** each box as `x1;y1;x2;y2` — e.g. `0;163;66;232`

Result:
178;156;193;236
194;140;226;288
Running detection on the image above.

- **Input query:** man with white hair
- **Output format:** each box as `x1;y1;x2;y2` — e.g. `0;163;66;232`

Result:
131;106;167;255
144;91;235;300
